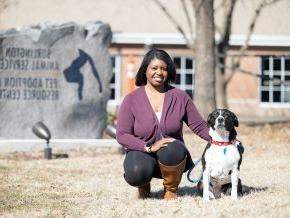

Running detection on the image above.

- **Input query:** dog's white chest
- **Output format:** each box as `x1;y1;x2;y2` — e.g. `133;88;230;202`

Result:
205;145;240;178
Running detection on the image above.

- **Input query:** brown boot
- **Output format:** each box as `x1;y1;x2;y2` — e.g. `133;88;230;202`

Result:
138;183;151;199
159;157;186;200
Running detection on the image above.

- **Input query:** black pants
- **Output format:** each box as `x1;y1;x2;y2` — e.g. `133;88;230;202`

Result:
123;140;188;187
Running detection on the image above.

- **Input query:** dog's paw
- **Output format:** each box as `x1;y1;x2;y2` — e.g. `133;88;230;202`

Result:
209;191;215;199
203;197;210;203
231;194;238;200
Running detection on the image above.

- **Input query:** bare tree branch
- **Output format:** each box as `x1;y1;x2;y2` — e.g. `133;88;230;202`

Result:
214;0;235;39
216;0;237;80
194;0;206;13
214;0;226;12
153;0;194;49
214;25;223;36
226;0;281;82
219;0;237;41
0;0;9;13
180;0;194;43
222;64;289;85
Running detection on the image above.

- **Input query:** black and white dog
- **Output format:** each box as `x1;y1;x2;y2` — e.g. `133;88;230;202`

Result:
198;109;243;201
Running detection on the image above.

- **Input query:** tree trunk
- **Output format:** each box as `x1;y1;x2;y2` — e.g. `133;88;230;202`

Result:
215;43;228;109
193;0;216;118
215;67;228;109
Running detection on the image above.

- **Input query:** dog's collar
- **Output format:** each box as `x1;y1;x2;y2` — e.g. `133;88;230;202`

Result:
211;140;235;146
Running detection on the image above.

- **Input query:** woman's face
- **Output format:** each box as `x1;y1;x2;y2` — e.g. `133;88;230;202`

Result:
145;58;168;87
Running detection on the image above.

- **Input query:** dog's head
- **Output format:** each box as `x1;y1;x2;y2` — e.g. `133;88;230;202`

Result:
207;109;239;140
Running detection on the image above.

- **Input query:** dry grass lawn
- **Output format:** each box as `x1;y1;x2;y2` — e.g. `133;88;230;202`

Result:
0;123;290;217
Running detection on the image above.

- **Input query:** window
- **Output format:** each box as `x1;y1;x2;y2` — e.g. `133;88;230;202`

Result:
173;56;194;98
109;55;121;103
260;56;290;103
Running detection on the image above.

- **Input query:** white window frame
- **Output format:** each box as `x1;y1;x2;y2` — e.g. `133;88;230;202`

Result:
108;55;121;106
172;56;195;98
259;56;290;107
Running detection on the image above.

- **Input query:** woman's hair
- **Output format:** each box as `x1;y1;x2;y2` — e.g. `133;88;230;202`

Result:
135;49;176;86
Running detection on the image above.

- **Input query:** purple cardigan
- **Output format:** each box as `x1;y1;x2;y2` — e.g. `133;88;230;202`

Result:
116;86;210;151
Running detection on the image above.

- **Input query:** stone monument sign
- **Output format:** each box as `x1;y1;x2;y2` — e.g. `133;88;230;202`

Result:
0;21;112;139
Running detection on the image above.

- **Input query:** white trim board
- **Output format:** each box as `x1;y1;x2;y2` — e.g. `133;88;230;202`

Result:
112;33;290;47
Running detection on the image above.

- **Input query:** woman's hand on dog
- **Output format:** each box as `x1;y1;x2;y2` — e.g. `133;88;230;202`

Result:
150;138;175;152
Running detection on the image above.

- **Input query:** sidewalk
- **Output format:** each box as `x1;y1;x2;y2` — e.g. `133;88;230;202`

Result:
239;116;290;125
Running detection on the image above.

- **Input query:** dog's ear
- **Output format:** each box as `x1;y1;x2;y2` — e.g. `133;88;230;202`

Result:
207;111;215;128
230;111;239;127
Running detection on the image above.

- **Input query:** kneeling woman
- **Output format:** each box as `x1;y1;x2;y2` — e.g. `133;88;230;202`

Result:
116;49;210;200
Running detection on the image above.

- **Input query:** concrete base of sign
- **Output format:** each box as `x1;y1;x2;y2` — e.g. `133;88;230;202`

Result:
0;139;120;153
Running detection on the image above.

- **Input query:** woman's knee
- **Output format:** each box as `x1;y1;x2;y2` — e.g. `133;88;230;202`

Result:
157;140;187;166
123;151;155;186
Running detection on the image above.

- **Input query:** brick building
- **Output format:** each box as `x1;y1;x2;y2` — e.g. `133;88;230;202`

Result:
1;0;290;119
